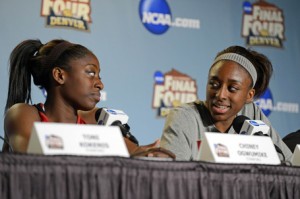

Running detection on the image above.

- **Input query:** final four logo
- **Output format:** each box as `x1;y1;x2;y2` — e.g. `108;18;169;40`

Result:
242;0;285;48
152;69;198;116
41;0;92;31
139;0;200;34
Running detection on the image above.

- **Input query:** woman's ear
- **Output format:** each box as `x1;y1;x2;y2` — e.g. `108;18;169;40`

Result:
246;88;255;103
52;67;65;85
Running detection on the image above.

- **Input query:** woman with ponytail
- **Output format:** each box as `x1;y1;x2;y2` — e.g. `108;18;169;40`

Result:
3;39;103;152
3;39;175;159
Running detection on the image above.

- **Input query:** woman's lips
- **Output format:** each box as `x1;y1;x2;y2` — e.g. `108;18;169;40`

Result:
212;104;230;114
91;93;101;101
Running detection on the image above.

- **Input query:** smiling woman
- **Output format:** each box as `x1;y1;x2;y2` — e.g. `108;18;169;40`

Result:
160;45;292;162
3;39;104;152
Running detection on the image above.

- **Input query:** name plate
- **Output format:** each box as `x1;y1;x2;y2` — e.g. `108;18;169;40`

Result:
196;132;280;165
291;144;300;166
27;122;129;157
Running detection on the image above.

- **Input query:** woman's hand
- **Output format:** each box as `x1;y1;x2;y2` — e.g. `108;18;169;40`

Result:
127;139;176;159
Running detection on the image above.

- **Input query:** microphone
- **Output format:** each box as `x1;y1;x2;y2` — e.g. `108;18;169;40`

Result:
232;115;285;161
95;108;139;146
232;115;270;136
96;108;129;126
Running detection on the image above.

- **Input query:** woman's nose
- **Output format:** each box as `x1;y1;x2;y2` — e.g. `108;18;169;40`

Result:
95;78;104;90
216;86;227;99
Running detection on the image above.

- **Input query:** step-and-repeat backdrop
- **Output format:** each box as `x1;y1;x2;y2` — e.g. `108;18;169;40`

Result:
0;0;299;146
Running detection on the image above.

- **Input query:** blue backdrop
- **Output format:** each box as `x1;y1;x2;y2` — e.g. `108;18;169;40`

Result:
0;0;299;147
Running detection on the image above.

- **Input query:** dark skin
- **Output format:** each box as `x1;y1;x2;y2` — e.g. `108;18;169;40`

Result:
205;60;255;133
5;53;103;152
5;53;170;157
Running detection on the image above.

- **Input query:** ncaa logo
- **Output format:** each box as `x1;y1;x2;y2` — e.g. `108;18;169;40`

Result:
139;0;171;34
154;71;164;84
243;1;252;14
107;109;117;115
255;88;273;117
249;120;259;126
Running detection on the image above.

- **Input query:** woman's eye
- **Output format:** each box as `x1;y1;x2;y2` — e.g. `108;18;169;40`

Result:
229;86;239;92
87;71;96;76
209;81;219;88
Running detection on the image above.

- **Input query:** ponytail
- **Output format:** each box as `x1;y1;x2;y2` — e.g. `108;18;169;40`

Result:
5;38;93;112
5;39;43;111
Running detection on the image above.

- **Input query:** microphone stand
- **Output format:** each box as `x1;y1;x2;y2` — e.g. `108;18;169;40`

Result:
111;121;139;146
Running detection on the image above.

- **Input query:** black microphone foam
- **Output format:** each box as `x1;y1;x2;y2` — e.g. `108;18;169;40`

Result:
232;115;250;133
94;108;103;122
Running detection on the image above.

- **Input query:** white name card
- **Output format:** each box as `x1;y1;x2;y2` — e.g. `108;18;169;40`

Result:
27;122;129;157
291;144;300;166
196;132;281;165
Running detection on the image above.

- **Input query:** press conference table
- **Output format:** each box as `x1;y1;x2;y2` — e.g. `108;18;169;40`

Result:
0;153;299;199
